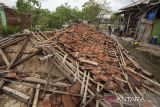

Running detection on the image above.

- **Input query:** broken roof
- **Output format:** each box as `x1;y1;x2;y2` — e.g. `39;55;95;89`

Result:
0;23;160;107
120;0;150;10
116;0;160;15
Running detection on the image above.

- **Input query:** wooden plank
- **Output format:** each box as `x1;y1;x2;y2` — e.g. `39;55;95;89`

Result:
0;38;13;45
2;86;30;103
0;36;26;49
32;84;40;107
0;48;10;66
40;58;50;99
7;37;29;70
39;54;53;61
141;69;153;78
28;88;36;107
21;77;70;87
79;58;99;66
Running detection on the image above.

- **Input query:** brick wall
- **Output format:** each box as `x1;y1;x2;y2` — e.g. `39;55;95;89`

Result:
4;8;31;29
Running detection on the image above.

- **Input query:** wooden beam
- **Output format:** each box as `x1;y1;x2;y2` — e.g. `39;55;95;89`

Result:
126;14;131;36
32;84;40;107
0;48;10;66
7;37;29;70
0;36;26;49
21;77;70;87
39;54;53;61
28;88;36;107
2;86;30;103
12;49;41;67
79;58;99;66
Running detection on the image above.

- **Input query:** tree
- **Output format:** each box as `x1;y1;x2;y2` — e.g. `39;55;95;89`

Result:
70;8;83;21
110;14;123;24
82;0;111;23
15;0;111;30
55;3;72;24
48;3;83;29
32;9;51;30
16;0;40;14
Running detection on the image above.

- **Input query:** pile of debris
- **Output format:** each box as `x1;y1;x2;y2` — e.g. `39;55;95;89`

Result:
0;23;160;107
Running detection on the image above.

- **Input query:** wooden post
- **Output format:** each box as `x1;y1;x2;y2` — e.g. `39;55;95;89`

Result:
126;14;131;36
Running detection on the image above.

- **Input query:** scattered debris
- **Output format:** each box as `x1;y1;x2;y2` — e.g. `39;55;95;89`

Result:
0;22;160;107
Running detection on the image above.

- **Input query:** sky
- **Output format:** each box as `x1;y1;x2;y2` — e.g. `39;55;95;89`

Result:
0;0;134;11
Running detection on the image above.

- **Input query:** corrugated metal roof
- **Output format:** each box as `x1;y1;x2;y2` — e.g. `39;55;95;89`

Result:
120;0;150;10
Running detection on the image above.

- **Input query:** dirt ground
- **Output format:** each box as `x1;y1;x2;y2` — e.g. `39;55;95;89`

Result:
118;38;160;82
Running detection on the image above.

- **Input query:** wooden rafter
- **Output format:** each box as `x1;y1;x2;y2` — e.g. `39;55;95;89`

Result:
0;48;10;66
7;37;29;70
0;36;26;49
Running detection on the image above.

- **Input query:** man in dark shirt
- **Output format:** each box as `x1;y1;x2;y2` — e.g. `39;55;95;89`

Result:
108;26;112;36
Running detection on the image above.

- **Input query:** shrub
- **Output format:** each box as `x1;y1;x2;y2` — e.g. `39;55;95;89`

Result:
1;26;8;37
1;25;21;37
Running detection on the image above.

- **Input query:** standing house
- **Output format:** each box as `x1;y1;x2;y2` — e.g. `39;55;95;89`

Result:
0;3;31;31
117;0;160;44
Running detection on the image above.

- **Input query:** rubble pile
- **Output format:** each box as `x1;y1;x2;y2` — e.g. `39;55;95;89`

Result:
0;23;160;107
58;23;139;90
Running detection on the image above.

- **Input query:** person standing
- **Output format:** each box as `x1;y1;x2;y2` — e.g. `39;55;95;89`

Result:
119;25;124;37
108;26;112;36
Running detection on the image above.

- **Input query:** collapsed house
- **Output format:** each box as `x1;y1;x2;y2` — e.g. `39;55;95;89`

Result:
0;23;160;107
117;0;160;44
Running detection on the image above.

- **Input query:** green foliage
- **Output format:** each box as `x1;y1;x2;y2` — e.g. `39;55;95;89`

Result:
16;0;40;14
110;14;123;24
1;26;8;36
1;26;21;37
82;0;111;22
32;9;51;29
47;4;83;29
82;0;101;22
15;0;111;30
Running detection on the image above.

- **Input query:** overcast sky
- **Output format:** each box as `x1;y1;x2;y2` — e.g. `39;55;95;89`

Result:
0;0;133;11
